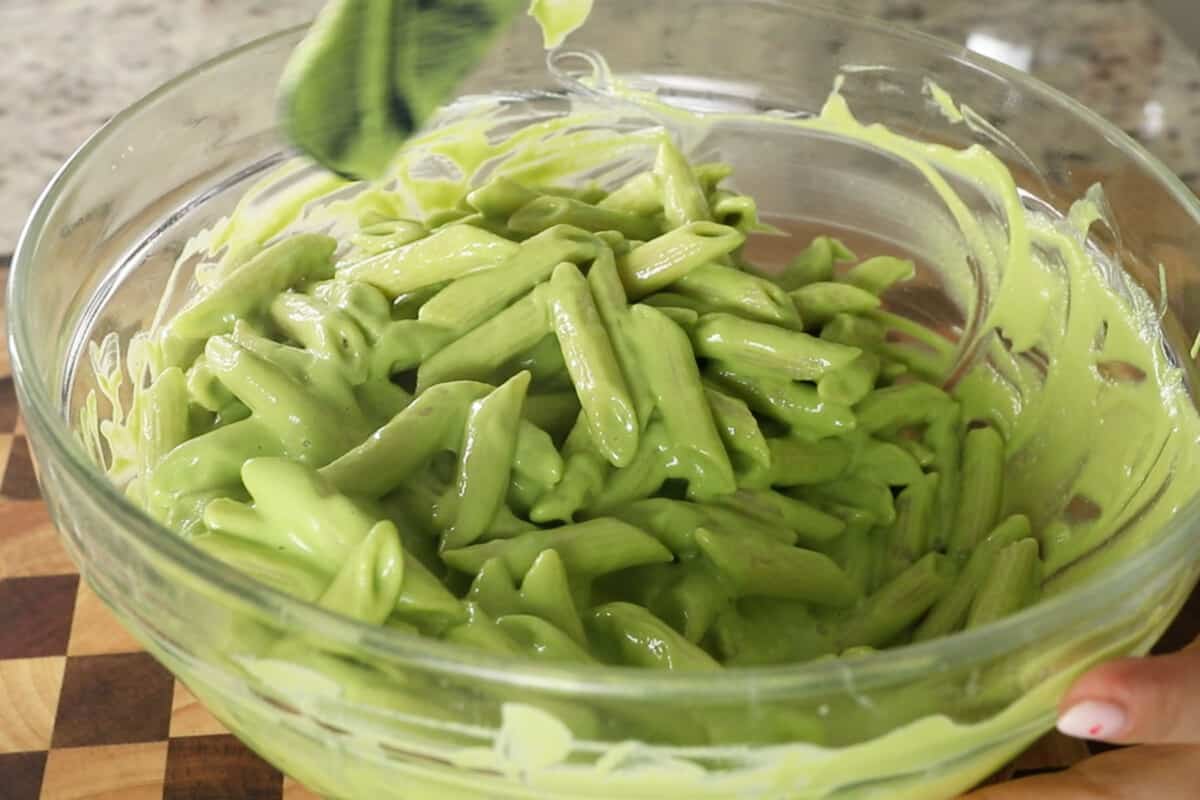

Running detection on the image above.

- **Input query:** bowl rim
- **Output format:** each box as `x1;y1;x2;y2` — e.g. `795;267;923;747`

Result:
10;0;1200;701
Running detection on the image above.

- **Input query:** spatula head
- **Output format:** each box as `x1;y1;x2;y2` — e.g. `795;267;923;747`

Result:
279;0;527;180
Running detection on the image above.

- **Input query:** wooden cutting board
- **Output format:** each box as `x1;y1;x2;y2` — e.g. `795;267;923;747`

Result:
0;253;1196;800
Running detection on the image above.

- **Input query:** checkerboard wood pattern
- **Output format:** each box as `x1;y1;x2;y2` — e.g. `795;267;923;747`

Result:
0;253;1196;799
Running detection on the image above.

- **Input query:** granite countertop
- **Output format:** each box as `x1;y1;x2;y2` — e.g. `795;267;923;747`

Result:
1;0;1199;252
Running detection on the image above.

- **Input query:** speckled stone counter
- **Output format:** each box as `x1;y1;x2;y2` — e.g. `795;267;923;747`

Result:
1;0;1198;251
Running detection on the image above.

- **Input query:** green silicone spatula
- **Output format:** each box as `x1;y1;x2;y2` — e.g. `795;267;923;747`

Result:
279;0;593;180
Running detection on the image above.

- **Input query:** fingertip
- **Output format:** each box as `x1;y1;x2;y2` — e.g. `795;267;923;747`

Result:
1056;699;1128;741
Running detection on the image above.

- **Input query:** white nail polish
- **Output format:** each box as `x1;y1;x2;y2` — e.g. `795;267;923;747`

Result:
1057;700;1128;740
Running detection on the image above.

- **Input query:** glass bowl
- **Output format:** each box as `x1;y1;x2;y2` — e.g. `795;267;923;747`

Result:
11;2;1200;798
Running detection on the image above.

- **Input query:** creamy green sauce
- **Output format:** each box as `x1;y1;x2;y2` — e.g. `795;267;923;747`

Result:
528;0;594;48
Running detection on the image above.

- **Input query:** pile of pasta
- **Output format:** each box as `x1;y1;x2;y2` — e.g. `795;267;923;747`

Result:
95;138;1046;670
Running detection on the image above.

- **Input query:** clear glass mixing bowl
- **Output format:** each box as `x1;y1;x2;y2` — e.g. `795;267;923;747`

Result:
11;2;1200;798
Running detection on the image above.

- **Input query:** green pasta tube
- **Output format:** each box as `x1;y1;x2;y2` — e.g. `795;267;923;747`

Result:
353;378;413;429
418;225;599;334
611;498;710;557
948;425;1007;557
506;473;545;516
348;218;428;260
587;247;655;425
482;505;539;540
925;404;963;550
466;558;521;618
716;488;846;546
672;263;803;328
820;312;886;351
710;190;771;235
774;236;856;290
521;392;581;440
369;319;454;378
854;382;956;434
466;176;539;218
205;335;369;466
641;291;714;313
518;549;587;646
311;278;393;342
894;435;936;467
415;288;550;389
393;556;468;632
495;615;596;663
763;436;854;487
654;139;711;228
817;352;881;407
708;364;856;439
966;538;1042;629
391;283;445;320
317;520;405;626
914;514;1032;641
440;373;530;550
500;333;569;386
854;437;926;487
468;546;585;647
694;162;733;193
227;321;328;386
530;416;609;523
596;563;676;610
695;502;796;546
157;489;239;540
866;310;957;381
884;472;940;579
629;306;736;497
510;419;564;489
441;517;673;577
453;212;525;241
588;602;721;671
339;223;520;296
839;552;957;649
185;356;234;413
375;478;446;547
224;457;374;564
269;292;371;384
161;233;337;365
192;533;329;602
323;377;557;502
654;306;700;327
151;417;283;497
691;313;861;381
790;281;881;326
443;603;523;657
712;598;835;666
828;516;880;596
841;255;917;295
547;262;640;467
319;381;490;496
509;195;661;240
704;386;771;473
582;423;669;514
799;476;897;526
597;171;663;216
648;560;731;643
616;222;744;298
137;367;190;484
695;527;860;607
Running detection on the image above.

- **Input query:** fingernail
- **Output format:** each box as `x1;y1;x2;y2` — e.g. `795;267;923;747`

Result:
1057;700;1128;740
